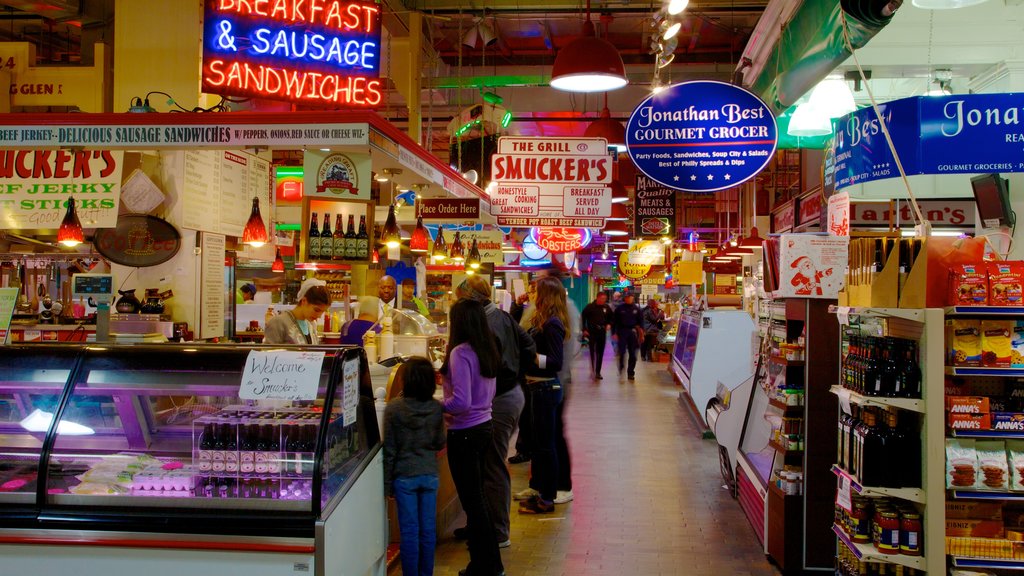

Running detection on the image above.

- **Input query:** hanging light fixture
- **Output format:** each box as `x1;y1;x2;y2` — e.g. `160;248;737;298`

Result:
271;248;285;273
57;198;84;247
737;227;765;252
668;0;689;15
432;228;448;261
410;216;429;252
450;231;465;262
610;179;629;203
788;102;833;137
808;75;857;118
603;220;629;236
584;93;627;152
371;247;380;264
467;239;482;270
381;204;402;248
912;0;990;9
242;197;269;247
550;1;628;93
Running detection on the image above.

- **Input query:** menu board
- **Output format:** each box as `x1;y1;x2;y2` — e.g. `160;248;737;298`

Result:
182;150;271;237
200;233;226;339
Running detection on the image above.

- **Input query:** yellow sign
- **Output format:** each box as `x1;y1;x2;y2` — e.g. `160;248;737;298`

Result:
617;249;652;280
0;42;108;112
673;261;703;285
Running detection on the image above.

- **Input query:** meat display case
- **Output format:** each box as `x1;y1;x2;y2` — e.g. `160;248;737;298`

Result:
0;344;386;576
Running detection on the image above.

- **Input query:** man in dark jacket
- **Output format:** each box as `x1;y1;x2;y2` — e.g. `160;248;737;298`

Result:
454;275;536;547
581;292;613;379
641;298;666;361
612;292;644;380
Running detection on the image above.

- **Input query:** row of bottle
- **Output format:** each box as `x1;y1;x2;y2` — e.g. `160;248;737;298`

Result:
195;422;317;476
835;543;921;576
196;476;312;501
838;406;921;489
841;336;922;399
308;213;369;261
835;496;923;557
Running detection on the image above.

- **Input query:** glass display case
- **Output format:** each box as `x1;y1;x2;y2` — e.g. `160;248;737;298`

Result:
389;308;446;365
0;344;386;576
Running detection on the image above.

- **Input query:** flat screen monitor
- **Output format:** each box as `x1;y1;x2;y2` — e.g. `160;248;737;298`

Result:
971;173;1014;229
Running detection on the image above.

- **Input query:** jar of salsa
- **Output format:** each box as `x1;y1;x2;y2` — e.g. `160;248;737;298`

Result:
850;500;871;543
900;511;922;556
876;510;901;554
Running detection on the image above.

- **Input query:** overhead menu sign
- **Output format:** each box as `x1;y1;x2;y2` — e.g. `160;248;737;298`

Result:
0;150;124;230
489;137;612;228
634;175;676;237
626;80;777;193
182;150;271;237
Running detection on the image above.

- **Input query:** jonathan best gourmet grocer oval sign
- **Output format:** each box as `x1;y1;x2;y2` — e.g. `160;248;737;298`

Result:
93;215;182;267
626;80;778;193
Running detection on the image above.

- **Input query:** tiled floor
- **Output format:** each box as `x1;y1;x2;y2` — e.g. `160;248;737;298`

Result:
404;349;780;576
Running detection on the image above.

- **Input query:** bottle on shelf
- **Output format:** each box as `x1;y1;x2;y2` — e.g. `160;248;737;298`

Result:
320;213;332;261
345;214;357;260
879;339;899;398
308;213;320;260
864;338;881;396
333;214;345;261
356;215;369;260
897;340;921;399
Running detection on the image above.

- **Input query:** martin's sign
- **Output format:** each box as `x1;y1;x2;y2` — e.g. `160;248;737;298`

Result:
850;199;974;228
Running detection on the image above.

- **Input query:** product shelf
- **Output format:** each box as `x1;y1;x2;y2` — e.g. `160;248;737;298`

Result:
828;385;925;414
832;524;926;571
950;430;1024;440
945;306;1024;316
768;398;802;412
829;306;927;323
769;356;805;367
951;557;1024;570
950;490;1024;501
769;439;802;454
831;465;926;504
945;366;1024;377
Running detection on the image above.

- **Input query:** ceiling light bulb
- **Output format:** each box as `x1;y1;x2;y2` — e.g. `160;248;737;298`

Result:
662;22;681;40
809;76;856;118
668;0;689;15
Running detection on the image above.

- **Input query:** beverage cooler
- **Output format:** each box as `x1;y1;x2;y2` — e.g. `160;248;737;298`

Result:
0;344;386;576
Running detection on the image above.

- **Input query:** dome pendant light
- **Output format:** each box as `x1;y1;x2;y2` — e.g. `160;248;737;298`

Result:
432;228;449;261
410;216;429;252
584;93;627;152
550;1;628;93
57;198;84;247
242;197;269;247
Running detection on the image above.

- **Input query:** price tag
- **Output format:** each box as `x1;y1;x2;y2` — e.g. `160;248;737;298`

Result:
342;357;360;426
239;350;325;401
837;388;853;416
836;474;853;512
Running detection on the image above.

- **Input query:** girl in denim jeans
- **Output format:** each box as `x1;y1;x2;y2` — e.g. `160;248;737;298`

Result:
384;358;446;576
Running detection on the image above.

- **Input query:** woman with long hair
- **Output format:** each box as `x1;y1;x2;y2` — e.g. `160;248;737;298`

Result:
441;299;504;576
516;276;569;514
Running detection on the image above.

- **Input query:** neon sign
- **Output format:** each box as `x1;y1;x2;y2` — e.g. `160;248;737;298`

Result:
531;227;592;254
202;0;382;108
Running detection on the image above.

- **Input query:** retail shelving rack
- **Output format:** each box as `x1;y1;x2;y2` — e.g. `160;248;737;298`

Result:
828;307;945;574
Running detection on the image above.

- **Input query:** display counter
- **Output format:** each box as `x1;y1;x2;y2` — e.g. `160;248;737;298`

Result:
0;344;386;576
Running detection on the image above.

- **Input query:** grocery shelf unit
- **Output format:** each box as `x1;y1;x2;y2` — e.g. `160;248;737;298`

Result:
829;307;945;575
736;297;839;573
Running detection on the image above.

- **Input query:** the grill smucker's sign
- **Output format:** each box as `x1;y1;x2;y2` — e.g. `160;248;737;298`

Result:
626;80;777;193
0;149;123;230
202;0;383;108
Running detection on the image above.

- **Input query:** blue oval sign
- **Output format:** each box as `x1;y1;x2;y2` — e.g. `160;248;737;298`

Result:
626;81;778;193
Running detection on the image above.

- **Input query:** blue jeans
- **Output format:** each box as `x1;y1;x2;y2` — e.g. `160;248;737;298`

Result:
393;474;439;576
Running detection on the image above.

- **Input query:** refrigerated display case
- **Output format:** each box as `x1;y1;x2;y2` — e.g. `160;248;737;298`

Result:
0;344;385;576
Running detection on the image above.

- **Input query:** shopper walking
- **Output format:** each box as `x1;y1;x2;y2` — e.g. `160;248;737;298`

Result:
441;299;504;576
263;278;329;345
612;292;644;381
581;292;613;379
641;298;666;362
384;358;446;576
509;280;538;465
516;276;568;515
453;276;536;548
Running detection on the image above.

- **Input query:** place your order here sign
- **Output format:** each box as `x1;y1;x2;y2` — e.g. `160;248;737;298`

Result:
489;137;612;228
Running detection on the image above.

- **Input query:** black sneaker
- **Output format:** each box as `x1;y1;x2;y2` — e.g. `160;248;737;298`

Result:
508;453;531;464
453;526;469;540
518;495;554;514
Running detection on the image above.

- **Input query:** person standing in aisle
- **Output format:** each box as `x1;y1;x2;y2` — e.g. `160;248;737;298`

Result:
641;298;666;362
440;299;504;576
384;358;446;576
453;276;536;548
263;279;329;345
508;280;538;465
516;277;568;514
581;292;613;379
612;292;644;380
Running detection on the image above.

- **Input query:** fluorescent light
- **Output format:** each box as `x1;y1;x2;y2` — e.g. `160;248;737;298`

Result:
20;409;95;436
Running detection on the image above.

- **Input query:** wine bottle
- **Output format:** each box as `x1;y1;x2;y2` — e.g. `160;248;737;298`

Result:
898;340;922;399
308;213;320;260
225;422;239;473
333;214;345;261
320;213;332;261
880;339;899;398
268;424;282;474
356;215;369;260
199;423;214;472
345;215;357;260
241;423;257;473
864;338;880;396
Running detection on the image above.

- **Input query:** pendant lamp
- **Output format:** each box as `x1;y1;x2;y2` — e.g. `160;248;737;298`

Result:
550;1;628;93
788;103;832;137
735;227;765;253
584;94;626;151
450;231;465;262
381;204;402;248
603;220;629;236
809;76;856;118
242;197;269;247
432;228;449;261
410;216;429;252
271;249;285;272
57;198;84;247
467;239;482;270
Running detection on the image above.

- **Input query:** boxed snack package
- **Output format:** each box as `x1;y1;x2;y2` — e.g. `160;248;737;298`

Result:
946;518;1007;538
950;319;984;367
983;320;1015;368
948;438;980;489
950;264;989;306
946;500;1004;520
977;440;1010;490
1014;321;1024;368
1008;441;1024;492
994;413;1024;432
948;396;992;414
989;261;1024;306
949;413;992;431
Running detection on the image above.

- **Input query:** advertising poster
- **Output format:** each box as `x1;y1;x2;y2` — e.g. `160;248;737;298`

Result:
777;234;849;298
827;192;850;237
303;150;371;200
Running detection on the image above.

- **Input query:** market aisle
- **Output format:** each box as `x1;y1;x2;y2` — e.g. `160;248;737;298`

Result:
414;348;779;576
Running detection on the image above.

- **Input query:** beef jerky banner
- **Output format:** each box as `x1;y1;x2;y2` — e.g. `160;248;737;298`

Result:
634;175;676;237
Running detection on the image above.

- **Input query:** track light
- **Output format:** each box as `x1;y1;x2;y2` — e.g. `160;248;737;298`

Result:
668;0;689;15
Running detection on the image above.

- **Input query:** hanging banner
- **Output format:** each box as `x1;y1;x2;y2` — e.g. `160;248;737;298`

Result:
489;137;613;228
202;0;383;108
0;150;123;230
625;80;778;193
634;175;677;237
827;192;850;237
0;287;18;345
303;150;370;200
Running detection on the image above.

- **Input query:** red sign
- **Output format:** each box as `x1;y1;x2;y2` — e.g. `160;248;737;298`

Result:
418;198;479;219
850;199;974;228
773;200;795;233
797;190;822;227
535;228;592;254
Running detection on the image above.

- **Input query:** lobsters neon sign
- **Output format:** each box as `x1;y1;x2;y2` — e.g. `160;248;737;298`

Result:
202;0;382;108
531;227;593;254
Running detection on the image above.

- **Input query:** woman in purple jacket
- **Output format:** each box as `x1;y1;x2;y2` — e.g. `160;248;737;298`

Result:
441;299;504;576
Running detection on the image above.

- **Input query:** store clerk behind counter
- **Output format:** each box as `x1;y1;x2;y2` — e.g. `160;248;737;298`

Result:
264;278;331;346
